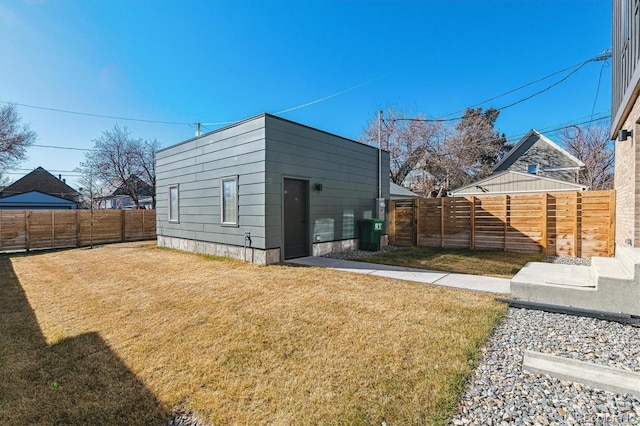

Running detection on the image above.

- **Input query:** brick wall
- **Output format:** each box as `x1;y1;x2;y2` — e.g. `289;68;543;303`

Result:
615;99;640;247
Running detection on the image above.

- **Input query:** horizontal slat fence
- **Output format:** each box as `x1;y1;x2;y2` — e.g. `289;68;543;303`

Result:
389;190;615;258
0;209;156;252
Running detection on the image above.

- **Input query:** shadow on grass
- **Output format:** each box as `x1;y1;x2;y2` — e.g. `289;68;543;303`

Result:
0;255;169;424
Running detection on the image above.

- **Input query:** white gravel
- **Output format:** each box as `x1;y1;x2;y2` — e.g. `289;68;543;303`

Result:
449;309;640;425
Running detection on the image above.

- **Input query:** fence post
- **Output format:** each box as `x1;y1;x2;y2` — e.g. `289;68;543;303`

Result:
0;210;3;252
469;196;475;250
541;193;548;255
608;190;616;256
76;209;80;247
504;195;509;252
121;209;126;242
414;199;419;246
25;210;30;252
575;192;581;258
440;197;445;248
388;200;396;245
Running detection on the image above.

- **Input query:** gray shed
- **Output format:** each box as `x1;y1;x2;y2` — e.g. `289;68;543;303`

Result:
156;113;390;264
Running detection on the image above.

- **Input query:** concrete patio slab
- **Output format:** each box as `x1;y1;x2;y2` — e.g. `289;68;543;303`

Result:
434;273;511;294
286;256;509;294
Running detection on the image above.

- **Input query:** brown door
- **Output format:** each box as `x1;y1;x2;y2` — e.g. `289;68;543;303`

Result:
283;179;309;259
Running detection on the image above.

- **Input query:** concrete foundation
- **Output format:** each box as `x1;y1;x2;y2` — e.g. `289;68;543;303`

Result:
158;235;281;265
158;235;388;265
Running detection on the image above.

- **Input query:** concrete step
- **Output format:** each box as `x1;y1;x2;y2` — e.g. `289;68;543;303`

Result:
511;260;640;316
591;257;633;286
512;262;594;289
614;246;640;280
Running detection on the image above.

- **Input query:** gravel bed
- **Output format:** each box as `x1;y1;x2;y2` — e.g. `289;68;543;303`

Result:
449;309;640;425
545;255;592;266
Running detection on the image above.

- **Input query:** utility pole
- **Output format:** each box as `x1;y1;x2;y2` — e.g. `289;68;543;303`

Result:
376;110;386;219
378;110;382;200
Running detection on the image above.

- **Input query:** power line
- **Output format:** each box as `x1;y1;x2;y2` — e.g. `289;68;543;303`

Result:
387;50;612;123
31;144;90;151
439;49;612;119
199;70;400;126
273;72;394;116
8;168;82;174
591;60;609;120
0;100;194;126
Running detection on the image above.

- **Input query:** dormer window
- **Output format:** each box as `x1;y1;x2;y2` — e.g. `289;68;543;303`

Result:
527;164;539;175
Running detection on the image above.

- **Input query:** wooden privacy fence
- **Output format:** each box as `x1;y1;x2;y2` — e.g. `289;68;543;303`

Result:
0;209;156;252
388;190;615;258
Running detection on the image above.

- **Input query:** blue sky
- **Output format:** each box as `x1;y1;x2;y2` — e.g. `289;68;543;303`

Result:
0;0;611;189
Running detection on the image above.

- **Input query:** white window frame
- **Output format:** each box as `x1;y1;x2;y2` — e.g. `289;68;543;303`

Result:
168;185;179;223
220;176;239;226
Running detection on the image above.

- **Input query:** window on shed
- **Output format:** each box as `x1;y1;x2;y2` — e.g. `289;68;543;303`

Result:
169;185;179;222
527;164;539;175
221;176;238;226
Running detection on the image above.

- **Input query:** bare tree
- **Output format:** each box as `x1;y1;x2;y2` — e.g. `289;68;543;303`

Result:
359;106;441;185
360;106;509;196
132;138;159;208
557;124;613;190
0;103;37;182
74;166;104;247
81;125;157;208
74;165;104;209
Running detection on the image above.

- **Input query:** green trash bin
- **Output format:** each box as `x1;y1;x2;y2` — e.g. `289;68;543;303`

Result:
358;218;385;251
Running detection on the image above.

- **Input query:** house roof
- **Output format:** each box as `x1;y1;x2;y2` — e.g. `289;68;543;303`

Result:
0;167;79;201
492;129;585;172
449;170;588;196
0;190;78;209
390;182;420;199
159;112;389;155
111;175;153;197
98;175;154;198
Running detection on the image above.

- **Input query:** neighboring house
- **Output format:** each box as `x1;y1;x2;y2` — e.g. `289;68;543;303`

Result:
492;129;584;182
95;175;154;209
0;190;78;210
612;0;640;248
0;167;80;209
390;182;421;199
450;171;587;196
156;113;390;264
450;129;585;196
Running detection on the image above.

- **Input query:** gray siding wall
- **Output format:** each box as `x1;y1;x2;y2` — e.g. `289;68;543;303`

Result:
495;135;580;182
263;115;390;251
156;116;268;248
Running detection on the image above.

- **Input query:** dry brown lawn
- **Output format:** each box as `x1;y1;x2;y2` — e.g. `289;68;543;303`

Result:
359;246;546;278
0;242;506;425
